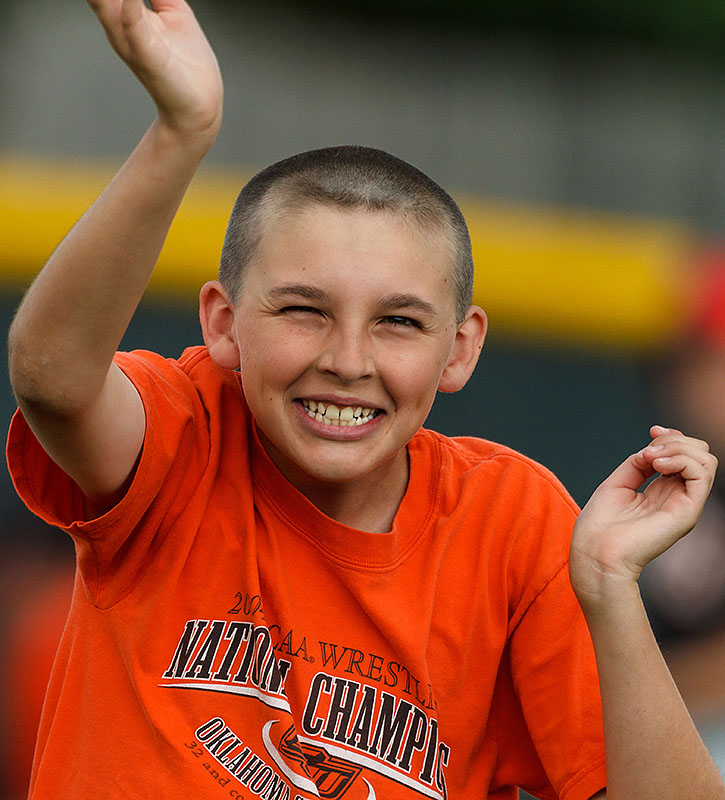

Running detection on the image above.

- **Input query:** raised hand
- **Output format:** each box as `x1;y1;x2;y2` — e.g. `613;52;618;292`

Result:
88;0;223;137
569;425;718;606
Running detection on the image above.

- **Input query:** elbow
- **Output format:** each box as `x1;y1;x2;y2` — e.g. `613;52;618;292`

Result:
7;322;46;406
8;323;90;417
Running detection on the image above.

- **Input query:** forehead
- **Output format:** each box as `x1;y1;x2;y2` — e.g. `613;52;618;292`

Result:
250;202;457;297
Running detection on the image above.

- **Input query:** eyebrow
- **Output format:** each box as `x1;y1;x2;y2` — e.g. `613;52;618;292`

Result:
267;284;330;302
379;293;437;316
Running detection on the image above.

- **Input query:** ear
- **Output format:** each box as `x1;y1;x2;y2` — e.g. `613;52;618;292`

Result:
199;280;241;369
438;306;487;393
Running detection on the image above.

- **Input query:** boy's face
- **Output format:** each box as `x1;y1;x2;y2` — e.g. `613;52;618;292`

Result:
215;203;482;495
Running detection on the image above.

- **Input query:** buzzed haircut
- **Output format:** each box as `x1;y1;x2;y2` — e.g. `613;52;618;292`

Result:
218;145;474;323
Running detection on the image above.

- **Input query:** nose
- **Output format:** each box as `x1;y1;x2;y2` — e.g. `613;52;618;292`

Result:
317;323;375;383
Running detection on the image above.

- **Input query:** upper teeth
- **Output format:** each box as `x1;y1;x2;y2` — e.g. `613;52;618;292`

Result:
302;400;377;427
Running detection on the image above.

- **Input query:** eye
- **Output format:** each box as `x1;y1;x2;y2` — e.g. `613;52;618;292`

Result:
381;315;422;329
281;305;323;316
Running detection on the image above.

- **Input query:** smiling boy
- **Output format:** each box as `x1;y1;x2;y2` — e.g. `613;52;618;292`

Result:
6;2;724;799
203;163;486;530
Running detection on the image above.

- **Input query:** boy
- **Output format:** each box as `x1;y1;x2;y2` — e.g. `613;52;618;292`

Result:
6;1;723;798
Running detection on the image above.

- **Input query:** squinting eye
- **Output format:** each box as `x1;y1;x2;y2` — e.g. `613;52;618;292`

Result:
382;315;421;328
282;306;321;315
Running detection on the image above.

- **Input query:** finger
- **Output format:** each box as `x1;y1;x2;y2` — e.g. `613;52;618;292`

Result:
610;439;716;494
650;424;678;437
148;0;192;11
87;0;144;28
650;449;718;485
650;425;688;444
601;450;658;492
649;425;710;453
650;451;713;478
106;0;165;76
649;449;717;515
631;447;659;476
640;439;716;472
87;0;121;27
120;0;146;29
88;0;145;55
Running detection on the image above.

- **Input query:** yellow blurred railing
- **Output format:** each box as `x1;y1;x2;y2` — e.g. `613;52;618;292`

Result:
1;154;696;351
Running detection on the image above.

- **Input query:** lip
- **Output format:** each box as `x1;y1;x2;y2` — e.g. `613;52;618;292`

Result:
293;399;386;440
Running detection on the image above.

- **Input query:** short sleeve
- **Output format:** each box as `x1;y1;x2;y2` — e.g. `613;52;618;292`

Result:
6;348;212;604
438;443;607;799
509;564;607;800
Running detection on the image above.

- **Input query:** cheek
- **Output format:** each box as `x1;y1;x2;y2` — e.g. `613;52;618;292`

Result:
238;326;317;385
382;347;449;407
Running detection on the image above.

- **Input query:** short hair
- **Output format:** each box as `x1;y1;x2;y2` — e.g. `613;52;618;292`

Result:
219;145;474;323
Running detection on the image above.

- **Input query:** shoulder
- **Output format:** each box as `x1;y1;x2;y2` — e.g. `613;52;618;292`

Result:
413;427;579;516
114;344;230;388
109;345;252;486
113;345;245;417
412;428;580;604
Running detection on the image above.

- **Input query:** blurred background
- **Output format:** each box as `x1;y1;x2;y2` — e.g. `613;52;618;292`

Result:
1;0;724;797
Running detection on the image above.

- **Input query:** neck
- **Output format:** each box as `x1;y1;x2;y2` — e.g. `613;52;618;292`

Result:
263;442;410;533
301;462;409;533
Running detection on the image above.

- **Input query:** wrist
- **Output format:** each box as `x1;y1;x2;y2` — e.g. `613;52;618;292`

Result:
569;556;643;620
154;107;222;157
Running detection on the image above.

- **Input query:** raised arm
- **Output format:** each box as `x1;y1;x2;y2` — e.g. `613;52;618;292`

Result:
8;0;223;509
570;425;724;799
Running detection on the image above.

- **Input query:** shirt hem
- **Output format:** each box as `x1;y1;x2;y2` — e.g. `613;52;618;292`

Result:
559;756;607;800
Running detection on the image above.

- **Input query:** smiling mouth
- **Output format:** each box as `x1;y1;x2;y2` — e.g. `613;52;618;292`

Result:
300;399;380;427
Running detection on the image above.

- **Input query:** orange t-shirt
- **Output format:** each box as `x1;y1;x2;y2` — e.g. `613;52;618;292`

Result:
7;346;606;800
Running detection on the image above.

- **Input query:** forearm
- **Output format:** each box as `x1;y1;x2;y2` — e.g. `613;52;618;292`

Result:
579;578;724;800
8;118;216;413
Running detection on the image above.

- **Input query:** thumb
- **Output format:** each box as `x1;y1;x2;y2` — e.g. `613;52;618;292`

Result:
598;447;657;494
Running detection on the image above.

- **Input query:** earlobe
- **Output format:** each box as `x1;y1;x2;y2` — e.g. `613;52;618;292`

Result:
438;306;487;393
199;281;241;369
